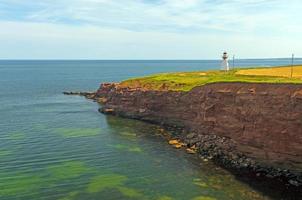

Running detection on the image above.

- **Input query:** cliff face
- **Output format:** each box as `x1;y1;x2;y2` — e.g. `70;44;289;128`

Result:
96;82;302;175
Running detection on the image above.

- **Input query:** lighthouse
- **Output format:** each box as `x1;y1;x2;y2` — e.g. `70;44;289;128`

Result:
221;52;229;71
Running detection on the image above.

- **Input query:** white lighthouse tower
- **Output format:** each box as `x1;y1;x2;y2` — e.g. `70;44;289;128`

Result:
221;52;229;71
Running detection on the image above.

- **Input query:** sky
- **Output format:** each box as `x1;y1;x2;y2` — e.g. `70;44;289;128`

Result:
0;0;301;59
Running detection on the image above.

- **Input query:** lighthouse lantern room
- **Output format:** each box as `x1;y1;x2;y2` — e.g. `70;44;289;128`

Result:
221;52;230;71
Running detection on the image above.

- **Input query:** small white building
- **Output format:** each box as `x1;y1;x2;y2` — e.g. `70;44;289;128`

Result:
221;52;230;71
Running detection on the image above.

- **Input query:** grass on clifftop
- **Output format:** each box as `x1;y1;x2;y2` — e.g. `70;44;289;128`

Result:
120;65;302;91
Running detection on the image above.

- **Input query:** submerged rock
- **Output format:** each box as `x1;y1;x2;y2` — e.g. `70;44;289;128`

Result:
168;139;185;149
173;144;182;149
168;139;179;145
186;148;197;154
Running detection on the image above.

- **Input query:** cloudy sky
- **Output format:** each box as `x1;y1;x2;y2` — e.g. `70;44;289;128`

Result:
0;0;301;59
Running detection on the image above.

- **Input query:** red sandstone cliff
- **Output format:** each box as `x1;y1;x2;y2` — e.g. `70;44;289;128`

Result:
95;82;302;184
96;83;302;172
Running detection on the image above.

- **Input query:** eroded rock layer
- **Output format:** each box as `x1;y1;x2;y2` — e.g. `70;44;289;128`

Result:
95;82;302;187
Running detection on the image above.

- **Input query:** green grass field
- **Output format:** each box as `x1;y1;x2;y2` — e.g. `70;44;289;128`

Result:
120;66;302;91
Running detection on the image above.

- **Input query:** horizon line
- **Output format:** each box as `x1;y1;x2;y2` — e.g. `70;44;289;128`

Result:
0;57;301;61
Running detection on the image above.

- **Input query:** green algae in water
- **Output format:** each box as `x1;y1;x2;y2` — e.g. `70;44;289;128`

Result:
129;147;142;153
120;131;137;137
116;186;144;198
117;131;138;141
87;174;145;199
203;174;266;199
193;178;208;188
191;197;217;200
0;150;11;157
8;132;26;140
55;128;101;138
110;144;143;153
194;182;208;188
48;161;92;182
58;191;79;200
158;196;174;200
0;173;42;196
0;161;91;198
87;174;128;193
111;144;128;150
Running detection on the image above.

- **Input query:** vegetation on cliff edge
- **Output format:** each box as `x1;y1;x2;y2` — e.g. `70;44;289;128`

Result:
120;65;302;91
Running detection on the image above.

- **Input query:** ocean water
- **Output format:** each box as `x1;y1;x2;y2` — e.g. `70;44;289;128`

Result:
0;59;300;200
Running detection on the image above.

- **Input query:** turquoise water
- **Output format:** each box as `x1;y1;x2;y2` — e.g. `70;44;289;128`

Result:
0;60;300;200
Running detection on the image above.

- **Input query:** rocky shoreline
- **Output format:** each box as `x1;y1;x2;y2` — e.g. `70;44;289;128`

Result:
98;107;302;197
64;82;302;199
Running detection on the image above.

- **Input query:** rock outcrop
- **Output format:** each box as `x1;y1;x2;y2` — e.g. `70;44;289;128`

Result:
63;91;96;99
94;82;302;189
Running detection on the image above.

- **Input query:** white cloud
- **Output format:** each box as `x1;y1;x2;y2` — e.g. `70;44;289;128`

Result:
0;0;301;59
0;21;300;59
2;0;301;34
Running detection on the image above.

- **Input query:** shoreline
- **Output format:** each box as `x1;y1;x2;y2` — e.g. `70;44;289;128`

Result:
98;107;302;199
64;80;302;199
